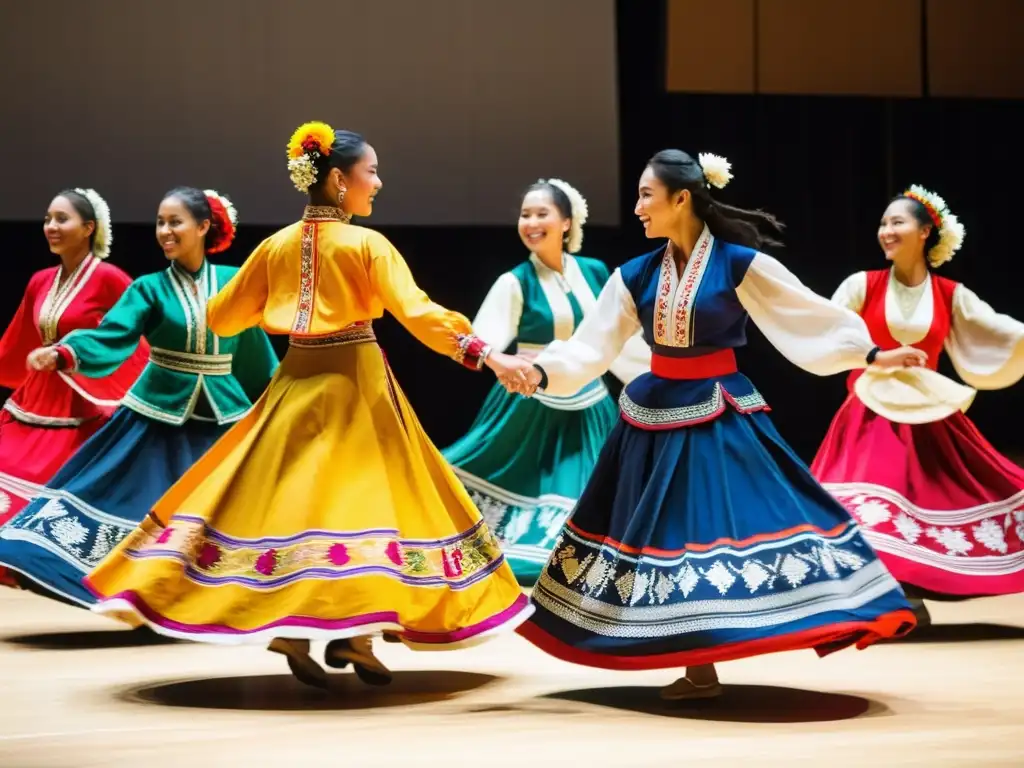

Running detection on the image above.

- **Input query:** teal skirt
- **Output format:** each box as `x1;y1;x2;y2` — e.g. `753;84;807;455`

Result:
442;379;618;584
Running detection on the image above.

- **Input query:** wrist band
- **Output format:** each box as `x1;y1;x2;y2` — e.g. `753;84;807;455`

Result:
866;346;880;365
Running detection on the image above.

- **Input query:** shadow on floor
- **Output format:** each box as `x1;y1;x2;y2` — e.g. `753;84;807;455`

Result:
3;627;179;650
121;670;499;711
542;684;886;723
884;623;1024;644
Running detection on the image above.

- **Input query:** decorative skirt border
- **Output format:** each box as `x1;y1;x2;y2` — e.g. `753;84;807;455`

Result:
618;382;770;431
118;514;510;592
88;589;534;648
516;607;915;670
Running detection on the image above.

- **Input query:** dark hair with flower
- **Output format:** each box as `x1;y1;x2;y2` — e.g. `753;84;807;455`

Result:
286;120;367;197
163;186;239;255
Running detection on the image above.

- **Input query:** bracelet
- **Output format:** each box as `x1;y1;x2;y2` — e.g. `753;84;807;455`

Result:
865;346;880;365
532;363;549;390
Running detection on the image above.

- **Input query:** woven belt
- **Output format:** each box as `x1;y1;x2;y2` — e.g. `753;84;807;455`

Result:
289;322;376;349
150;348;233;376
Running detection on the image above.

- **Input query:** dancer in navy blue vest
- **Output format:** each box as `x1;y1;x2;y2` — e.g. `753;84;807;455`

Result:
501;150;925;700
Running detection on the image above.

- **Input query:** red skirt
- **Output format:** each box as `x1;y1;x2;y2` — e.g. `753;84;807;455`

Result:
811;394;1024;597
0;373;113;526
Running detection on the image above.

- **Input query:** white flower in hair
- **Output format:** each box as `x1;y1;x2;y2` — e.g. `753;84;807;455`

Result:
288;155;318;194
903;184;966;267
204;189;238;226
698;153;733;189
74;188;112;259
546;178;588;253
929;212;965;268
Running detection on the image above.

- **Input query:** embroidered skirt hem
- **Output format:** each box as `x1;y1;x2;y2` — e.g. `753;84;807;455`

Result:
443;380;618;585
812;394;1024;598
517;406;915;668
0;407;225;605
85;342;530;646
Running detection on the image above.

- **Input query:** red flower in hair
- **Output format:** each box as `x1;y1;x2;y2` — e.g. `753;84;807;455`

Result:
205;193;237;255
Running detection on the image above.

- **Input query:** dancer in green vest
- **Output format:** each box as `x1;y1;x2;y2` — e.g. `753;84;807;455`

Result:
443;179;650;584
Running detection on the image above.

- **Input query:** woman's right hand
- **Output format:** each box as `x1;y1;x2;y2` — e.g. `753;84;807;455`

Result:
26;346;59;372
873;346;928;369
485;351;541;395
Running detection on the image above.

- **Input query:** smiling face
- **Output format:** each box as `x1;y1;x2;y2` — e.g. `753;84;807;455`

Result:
334;143;382;218
43;195;94;257
156;195;209;262
518;189;570;254
634;165;686;239
878;198;931;264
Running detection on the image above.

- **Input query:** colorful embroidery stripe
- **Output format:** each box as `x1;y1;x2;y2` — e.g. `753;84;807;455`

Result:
121;515;504;590
167;513;486;548
565;519;856;559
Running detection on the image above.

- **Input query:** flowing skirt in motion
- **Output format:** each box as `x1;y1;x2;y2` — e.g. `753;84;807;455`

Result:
85;327;532;647
812;393;1024;598
518;373;916;670
443;378;618;584
0;407;224;606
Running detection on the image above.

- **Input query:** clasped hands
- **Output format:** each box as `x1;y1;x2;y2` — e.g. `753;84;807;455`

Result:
873;346;929;369
484;351;542;396
26;346;60;372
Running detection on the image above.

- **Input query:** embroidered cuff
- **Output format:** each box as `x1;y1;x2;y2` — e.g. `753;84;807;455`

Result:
455;334;491;370
55;345;77;372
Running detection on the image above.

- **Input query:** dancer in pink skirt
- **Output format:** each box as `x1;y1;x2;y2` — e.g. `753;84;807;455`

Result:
812;185;1024;622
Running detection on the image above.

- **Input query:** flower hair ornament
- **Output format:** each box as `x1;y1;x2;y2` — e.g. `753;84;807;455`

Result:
545;178;589;253
73;188;112;259
902;184;966;267
203;189;238;255
698;153;733;190
287;121;336;194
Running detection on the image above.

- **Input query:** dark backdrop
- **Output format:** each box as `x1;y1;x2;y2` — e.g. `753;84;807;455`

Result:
1;0;1021;462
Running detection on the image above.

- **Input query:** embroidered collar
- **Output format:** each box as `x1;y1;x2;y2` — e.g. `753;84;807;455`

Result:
303;205;351;223
171;258;208;283
528;252;568;274
663;225;713;273
654;225;715;347
530;252;574;294
38;252;98;345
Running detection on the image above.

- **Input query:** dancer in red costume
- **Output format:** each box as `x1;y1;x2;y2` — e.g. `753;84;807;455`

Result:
0;189;148;527
812;185;1024;621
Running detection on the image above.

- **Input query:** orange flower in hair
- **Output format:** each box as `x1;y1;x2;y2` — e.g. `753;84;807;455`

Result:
287;121;335;160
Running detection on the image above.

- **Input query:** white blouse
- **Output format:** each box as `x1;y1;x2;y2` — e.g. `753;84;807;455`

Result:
471;254;650;387
833;270;1024;390
534;248;877;398
831;270;1024;423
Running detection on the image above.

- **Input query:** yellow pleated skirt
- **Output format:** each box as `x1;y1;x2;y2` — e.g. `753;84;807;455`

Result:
85;331;532;647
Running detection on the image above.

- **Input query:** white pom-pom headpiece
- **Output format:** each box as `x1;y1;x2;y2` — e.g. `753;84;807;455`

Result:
73;188;112;259
902;184;966;267
698;153;733;189
545;178;588;253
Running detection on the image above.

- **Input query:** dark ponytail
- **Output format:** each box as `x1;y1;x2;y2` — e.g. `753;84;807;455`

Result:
647;149;785;250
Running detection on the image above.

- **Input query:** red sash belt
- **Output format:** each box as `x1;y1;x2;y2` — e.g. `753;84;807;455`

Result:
651;348;737;380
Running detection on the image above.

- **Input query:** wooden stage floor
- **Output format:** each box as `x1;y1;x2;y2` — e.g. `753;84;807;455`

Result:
0;589;1021;767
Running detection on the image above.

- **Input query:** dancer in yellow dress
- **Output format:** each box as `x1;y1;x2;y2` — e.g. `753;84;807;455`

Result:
85;121;533;688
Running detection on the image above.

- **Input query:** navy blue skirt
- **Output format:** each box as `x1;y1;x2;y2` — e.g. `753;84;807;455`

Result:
517;404;915;670
0;407;225;606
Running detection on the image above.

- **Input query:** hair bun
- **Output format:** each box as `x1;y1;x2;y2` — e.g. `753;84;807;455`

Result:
203;189;238;254
903;184;965;267
287;121;336;193
73;188;112;259
545;178;588;253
